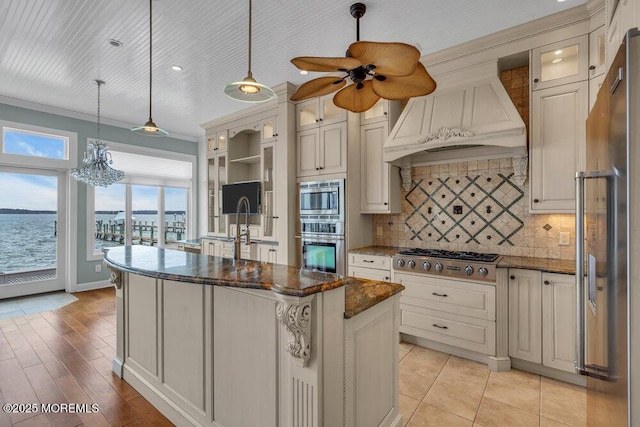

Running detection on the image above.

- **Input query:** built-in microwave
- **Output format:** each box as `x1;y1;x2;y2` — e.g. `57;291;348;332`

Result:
299;179;344;217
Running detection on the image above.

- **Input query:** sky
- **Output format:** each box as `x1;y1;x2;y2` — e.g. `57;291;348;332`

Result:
1;131;187;212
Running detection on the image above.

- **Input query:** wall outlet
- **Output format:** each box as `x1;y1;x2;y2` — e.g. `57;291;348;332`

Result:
558;232;570;246
376;226;383;237
95;264;102;273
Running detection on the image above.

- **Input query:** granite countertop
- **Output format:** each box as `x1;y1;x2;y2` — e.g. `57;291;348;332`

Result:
349;246;576;275
104;246;403;316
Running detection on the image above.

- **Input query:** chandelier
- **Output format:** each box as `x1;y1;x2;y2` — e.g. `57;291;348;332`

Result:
71;80;125;187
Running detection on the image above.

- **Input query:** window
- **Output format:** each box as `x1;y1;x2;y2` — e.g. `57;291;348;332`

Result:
3;127;67;159
87;141;195;259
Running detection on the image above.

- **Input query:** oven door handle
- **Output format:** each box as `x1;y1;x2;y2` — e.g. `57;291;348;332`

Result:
299;234;345;241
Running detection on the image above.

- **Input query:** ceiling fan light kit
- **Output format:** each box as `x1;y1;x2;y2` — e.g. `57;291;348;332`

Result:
290;2;436;113
131;0;168;137
224;0;276;103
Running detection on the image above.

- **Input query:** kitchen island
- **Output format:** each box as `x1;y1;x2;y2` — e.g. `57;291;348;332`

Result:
104;246;404;427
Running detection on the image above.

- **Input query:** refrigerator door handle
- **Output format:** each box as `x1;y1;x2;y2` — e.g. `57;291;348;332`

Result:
575;172;586;374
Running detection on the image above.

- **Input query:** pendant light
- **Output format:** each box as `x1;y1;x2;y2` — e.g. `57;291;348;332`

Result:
71;80;125;187
131;0;168;136
224;0;276;103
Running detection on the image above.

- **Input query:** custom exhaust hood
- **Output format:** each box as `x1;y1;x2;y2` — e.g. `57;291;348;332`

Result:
382;61;528;189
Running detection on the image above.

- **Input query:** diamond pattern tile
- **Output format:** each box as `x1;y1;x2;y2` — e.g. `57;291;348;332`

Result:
404;173;525;245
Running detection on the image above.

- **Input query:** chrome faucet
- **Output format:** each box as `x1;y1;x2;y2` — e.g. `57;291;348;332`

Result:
234;196;251;261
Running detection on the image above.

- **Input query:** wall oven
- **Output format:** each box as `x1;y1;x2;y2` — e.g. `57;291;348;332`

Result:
297;179;346;275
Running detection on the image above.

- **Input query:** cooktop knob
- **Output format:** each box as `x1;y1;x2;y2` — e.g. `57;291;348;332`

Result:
408;259;416;269
478;267;488;276
422;261;431;271
465;265;474;276
396;258;405;268
434;262;443;273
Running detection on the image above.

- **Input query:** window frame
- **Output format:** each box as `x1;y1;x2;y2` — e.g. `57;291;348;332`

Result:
0;120;75;170
86;140;196;261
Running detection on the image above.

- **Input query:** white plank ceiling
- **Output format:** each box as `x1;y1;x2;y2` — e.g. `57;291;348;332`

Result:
0;0;587;139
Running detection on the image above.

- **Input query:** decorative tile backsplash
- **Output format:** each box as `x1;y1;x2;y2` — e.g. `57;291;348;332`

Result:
373;158;576;260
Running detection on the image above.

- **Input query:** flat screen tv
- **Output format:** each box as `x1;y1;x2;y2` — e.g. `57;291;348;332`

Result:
222;181;261;214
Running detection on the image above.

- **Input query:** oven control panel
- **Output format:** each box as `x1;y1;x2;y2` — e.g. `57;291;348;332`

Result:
392;255;499;282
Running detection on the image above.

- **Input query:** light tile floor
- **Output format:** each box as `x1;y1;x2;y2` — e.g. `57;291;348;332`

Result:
0;291;78;319
399;342;587;427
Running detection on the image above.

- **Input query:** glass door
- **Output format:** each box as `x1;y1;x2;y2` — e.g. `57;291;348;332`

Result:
0;167;67;299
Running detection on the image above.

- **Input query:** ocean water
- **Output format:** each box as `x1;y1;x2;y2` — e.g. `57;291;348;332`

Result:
0;212;186;273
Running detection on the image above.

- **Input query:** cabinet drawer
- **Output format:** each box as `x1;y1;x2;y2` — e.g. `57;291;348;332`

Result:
396;273;495;321
348;266;391;282
348;254;391;270
400;307;495;355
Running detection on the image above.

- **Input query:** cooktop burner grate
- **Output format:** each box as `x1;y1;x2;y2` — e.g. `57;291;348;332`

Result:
398;249;500;263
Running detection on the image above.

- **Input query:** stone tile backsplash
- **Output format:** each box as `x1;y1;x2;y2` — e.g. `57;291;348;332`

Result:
373;158;576;260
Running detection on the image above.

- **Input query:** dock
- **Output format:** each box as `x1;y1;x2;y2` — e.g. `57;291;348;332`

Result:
96;219;186;246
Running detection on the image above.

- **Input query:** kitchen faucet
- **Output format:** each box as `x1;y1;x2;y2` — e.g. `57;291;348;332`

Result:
234;196;251;261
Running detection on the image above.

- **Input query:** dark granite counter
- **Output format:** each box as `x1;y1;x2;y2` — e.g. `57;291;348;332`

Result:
104;246;403;315
349;246;576;275
497;256;575;275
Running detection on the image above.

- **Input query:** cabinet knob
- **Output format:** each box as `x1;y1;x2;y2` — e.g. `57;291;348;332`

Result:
589;65;596;70
273;216;279;219
315;119;319;123
533;199;539;203
383;112;388;115
534;78;539;83
544;280;550;285
384;202;388;205
510;275;515;280
274;133;278;137
318;118;323;121
319;166;324;170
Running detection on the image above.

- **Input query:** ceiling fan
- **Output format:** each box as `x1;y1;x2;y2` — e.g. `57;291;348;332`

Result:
289;3;436;113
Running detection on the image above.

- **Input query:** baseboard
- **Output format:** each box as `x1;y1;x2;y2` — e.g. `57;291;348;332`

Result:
71;280;111;293
510;358;587;387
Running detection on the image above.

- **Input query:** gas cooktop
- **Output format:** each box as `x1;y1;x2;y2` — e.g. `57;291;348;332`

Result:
393;248;502;282
398;249;500;263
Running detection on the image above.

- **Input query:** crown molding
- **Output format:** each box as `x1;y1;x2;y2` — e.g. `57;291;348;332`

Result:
0;95;198;142
422;1;600;71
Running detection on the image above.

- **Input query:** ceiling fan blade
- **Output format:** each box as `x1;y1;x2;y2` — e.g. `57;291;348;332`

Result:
291;56;362;72
372;62;437;100
333;80;380;113
347;41;420;76
290;76;347;101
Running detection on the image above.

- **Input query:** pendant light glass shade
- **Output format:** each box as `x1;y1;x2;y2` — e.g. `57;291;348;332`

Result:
71;80;125;187
224;0;276;103
132;0;168;136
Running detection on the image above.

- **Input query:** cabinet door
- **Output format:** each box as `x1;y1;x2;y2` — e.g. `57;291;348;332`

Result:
542;273;576;373
348;266;391;282
531;35;588;90
296;129;319;177
508;269;542;363
530;81;588;212
360;122;401;213
319;121;347;175
207;154;228;236
257;245;278;263
261;117;277;143
320;95;347;126
296;98;320;131
589;26;606;79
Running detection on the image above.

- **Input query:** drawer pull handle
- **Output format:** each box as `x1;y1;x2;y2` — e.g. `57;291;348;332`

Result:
431;292;448;297
363;259;375;263
432;324;448;329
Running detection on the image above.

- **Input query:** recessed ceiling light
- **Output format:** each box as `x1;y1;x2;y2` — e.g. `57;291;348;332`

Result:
557;0;566;2
108;39;123;47
552;58;563;64
300;70;308;75
171;65;183;71
554;49;563;55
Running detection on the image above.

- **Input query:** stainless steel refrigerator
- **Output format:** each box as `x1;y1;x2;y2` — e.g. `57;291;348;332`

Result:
576;28;640;426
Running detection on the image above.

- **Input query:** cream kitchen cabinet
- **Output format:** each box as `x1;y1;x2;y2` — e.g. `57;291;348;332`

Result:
296;121;347;177
531;35;589;91
207;152;228;236
201;238;235;258
360;99;402;214
260;116;278;144
360;121;401;213
295;94;346;131
207;130;228;154
530;80;588;213
508;269;577;374
256;244;278;264
348;253;392;281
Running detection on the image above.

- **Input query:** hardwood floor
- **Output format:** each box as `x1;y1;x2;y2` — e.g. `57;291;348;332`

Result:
0;288;172;427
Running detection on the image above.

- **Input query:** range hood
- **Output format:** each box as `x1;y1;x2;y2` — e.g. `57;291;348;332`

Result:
383;61;528;189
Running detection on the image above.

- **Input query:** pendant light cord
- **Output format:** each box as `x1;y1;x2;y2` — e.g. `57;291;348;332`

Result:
97;81;102;142
148;0;153;120
247;0;252;77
